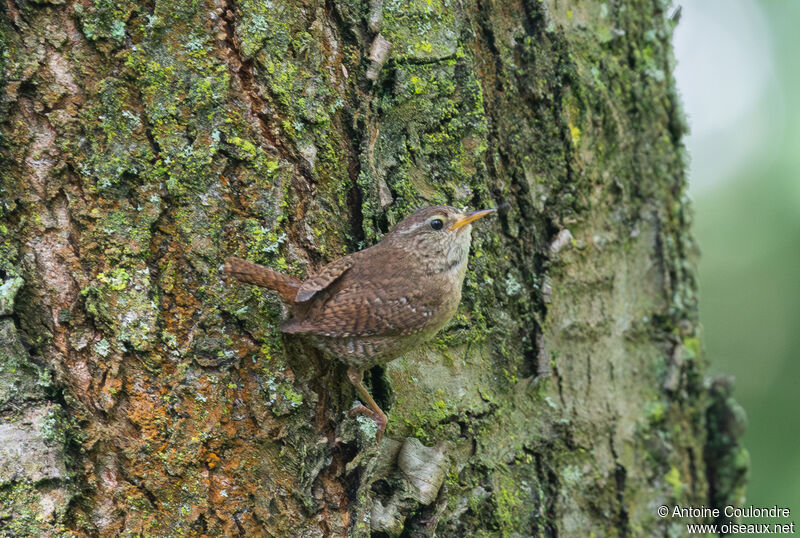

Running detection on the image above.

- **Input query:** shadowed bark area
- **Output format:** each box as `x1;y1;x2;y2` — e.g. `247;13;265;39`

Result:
0;0;747;535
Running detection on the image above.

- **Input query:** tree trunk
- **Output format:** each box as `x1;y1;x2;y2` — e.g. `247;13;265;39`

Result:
0;0;747;535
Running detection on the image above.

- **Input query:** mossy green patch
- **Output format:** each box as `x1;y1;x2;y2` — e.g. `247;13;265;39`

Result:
382;0;460;61
492;472;526;533
83;266;158;352
74;0;137;46
0;481;46;536
664;466;684;498
75;78;154;192
0;319;46;408
361;55;489;240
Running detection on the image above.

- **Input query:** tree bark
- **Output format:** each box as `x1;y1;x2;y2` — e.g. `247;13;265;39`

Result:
0;0;747;535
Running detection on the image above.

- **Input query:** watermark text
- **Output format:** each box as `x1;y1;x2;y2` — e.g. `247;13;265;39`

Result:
656;505;795;535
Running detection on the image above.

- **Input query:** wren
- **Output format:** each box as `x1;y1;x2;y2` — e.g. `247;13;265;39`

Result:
224;205;495;441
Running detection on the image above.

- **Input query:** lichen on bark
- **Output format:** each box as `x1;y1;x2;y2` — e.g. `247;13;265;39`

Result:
0;0;746;535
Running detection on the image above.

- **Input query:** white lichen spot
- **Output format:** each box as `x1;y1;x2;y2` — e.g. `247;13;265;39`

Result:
504;272;523;296
94;338;111;357
561;465;582;487
356;414;379;440
0;276;23;315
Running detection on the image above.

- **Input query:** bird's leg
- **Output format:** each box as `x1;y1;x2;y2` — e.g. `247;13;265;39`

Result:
347;367;387;441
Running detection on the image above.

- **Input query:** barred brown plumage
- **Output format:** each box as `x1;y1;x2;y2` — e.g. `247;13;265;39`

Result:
223;257;301;304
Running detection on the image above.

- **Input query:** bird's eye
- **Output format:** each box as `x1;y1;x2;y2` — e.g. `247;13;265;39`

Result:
429;218;444;231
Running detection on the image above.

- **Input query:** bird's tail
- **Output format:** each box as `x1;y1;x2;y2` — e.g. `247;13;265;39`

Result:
223;257;301;304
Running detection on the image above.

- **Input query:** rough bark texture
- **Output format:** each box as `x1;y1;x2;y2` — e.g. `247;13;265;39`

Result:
0;0;747;535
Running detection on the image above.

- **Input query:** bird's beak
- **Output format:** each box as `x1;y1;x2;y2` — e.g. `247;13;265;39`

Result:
449;208;496;231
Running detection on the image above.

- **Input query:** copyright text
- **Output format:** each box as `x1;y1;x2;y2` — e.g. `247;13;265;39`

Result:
657;505;795;535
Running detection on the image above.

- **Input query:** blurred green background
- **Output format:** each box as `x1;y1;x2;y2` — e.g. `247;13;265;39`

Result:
674;0;800;517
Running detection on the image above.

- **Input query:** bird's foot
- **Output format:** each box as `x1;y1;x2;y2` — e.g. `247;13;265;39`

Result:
349;403;387;442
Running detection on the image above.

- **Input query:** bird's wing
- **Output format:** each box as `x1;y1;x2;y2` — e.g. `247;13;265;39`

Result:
285;285;436;337
295;256;355;303
282;248;441;337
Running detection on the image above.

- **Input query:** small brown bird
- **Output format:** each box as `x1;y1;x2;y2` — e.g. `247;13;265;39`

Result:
224;206;495;440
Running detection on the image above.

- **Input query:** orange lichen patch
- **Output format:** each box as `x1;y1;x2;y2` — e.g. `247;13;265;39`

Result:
124;376;172;442
205;452;221;469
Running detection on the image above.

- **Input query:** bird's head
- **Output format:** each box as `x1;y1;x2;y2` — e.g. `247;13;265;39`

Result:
383;205;495;274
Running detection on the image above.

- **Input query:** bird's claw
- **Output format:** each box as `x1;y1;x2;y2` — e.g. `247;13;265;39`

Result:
349;403;387;441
